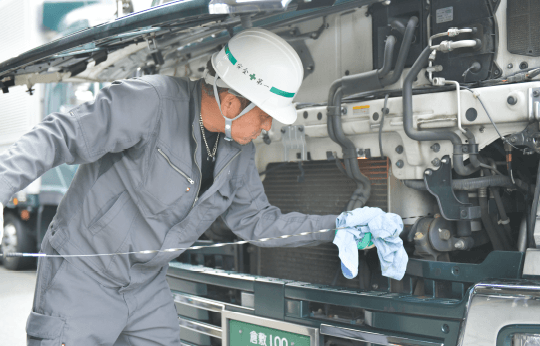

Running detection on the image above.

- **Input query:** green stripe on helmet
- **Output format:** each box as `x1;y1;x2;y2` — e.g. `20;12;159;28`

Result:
270;87;295;98
225;44;237;65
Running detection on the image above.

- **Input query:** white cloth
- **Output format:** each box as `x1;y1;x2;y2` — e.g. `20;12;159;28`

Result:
333;207;408;280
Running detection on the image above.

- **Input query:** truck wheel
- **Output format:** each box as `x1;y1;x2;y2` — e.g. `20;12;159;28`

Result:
1;213;36;270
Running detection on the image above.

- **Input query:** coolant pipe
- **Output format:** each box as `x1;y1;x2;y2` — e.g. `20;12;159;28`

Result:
402;46;479;176
479;188;505;251
377;35;396;78
491;187;514;246
380;16;418;87
332;88;372;207
403;175;516;190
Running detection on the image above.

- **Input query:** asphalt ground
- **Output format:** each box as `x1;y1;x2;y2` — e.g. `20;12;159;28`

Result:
0;266;37;345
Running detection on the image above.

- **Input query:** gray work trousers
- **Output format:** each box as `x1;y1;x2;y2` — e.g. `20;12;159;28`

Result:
26;240;181;345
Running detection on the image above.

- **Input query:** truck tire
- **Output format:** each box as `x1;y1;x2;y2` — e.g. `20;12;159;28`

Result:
1;213;36;270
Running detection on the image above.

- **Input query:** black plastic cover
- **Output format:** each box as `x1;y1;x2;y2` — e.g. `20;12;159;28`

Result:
370;0;428;71
431;0;497;82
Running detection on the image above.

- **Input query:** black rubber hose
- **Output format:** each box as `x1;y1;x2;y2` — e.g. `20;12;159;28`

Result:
377;36;396;78
402;47;463;146
333;88;372;207
402;175;517;190
479;192;505;251
380;16;418;86
491;187;514;246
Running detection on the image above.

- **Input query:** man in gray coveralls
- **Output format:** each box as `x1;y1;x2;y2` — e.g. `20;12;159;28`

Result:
0;28;343;345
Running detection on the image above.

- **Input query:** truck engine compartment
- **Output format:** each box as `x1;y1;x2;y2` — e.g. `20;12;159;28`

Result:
1;0;540;344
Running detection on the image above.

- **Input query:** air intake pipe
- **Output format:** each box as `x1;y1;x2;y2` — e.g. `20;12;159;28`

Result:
402;46;479;176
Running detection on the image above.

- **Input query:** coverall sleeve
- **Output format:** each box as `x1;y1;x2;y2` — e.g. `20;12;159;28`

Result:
0;78;160;205
221;152;337;247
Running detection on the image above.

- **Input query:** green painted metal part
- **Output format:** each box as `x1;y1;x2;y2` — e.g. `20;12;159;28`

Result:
229;320;311;346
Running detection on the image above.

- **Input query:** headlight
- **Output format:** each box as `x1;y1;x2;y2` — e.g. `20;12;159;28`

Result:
513;333;540;346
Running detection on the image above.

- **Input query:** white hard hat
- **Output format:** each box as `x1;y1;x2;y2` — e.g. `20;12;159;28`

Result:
211;28;304;126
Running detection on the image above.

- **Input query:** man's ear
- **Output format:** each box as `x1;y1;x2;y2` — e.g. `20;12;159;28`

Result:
220;93;242;119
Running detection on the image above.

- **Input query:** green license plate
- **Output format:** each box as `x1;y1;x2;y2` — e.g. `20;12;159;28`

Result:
229;319;311;346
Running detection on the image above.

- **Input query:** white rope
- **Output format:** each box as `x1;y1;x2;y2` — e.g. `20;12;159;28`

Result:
5;228;337;258
6;215;429;259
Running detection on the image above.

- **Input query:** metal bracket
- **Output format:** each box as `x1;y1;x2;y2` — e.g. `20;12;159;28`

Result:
528;87;540;122
507;123;540;154
424;155;482;220
281;125;306;161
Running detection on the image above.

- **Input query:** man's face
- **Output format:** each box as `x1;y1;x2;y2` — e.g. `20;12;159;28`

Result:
230;105;273;145
219;91;273;145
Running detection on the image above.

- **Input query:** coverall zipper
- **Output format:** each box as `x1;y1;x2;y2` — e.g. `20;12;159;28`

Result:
157;148;195;184
191;123;202;208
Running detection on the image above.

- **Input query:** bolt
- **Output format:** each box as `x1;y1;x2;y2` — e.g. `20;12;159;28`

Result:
395;145;404;154
462;146;469;153
281;128;286;133
455;240;465;249
239;330;243;334
507;96;517;105
441;158;449;164
425;169;433;176
460;210;468;218
520;61;529;70
438;228;451;240
298;126;304;132
510;136;517;143
479;126;485;133
442;324;450;334
341;107;347;115
432;158;441;167
372;283;379;289
430;143;441;152
396;160;404;168
534;90;540;98
507;63;513;69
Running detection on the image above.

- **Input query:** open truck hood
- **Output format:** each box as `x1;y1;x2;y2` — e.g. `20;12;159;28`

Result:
0;0;382;92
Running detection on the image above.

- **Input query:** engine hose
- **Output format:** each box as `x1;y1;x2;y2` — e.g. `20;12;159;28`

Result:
403;46;479;176
377;35;396;78
327;88;369;209
332;88;372;207
491;187;514;248
479;190;506;251
380;16;419;86
402;175;516;191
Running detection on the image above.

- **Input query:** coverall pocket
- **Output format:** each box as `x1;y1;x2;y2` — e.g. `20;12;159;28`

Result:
142;145;193;214
26;312;66;346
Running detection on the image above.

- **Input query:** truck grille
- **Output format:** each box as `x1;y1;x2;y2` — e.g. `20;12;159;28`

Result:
260;158;388;287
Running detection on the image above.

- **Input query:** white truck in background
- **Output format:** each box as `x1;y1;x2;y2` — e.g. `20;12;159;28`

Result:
0;0;116;270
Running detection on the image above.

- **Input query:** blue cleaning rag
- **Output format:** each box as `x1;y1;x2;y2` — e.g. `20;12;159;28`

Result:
333;207;408;280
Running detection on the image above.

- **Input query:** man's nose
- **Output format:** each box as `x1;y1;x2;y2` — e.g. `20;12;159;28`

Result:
262;117;272;131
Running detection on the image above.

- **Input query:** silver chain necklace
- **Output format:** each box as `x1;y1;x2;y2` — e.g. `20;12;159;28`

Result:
199;113;220;162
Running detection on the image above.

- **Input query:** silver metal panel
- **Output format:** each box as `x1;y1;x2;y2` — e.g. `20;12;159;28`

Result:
523;249;540;276
208;0;294;14
320;324;444;346
172;290;254;313
458;281;540;346
241;292;255;309
222;310;319;346
178;316;222;339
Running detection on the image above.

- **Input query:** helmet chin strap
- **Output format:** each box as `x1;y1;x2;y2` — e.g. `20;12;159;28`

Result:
213;74;256;141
